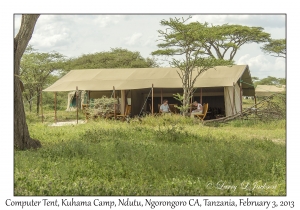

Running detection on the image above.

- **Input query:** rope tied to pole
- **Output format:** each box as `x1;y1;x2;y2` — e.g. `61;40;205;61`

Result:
110;89;115;98
139;88;152;116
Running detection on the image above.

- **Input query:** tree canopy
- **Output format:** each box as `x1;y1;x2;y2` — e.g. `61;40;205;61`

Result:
20;45;66;113
254;76;286;87
189;23;271;61
261;39;286;58
66;48;158;70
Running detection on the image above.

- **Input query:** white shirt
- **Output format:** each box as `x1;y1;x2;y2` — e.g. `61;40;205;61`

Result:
192;103;202;113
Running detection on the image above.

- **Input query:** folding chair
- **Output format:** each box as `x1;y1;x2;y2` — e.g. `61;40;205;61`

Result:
193;103;209;123
117;105;131;121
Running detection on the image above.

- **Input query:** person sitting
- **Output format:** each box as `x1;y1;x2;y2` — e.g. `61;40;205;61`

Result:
160;99;171;113
190;101;203;118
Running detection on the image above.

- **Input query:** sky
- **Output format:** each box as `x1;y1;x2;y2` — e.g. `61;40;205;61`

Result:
14;14;286;80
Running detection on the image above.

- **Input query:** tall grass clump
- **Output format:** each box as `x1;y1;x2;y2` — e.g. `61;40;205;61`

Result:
16;113;286;196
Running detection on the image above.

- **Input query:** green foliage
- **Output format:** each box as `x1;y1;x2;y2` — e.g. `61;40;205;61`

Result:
254;76;286;86
152;16;232;115
261;39;286;58
86;96;117;118
21;46;158;115
173;93;190;113
23;91;68;114
251;76;260;82
198;23;271;61
66;48;159;70
15;114;286;196
270;93;286;117
20;45;67;113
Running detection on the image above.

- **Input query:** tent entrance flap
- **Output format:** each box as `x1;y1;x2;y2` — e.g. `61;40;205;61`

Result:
224;83;241;116
66;91;87;111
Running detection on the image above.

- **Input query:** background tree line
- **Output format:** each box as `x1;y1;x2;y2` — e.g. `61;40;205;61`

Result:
20;47;158;114
252;76;286;87
20;17;286;116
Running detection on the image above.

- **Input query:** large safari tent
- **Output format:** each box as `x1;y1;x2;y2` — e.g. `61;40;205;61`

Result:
43;65;255;119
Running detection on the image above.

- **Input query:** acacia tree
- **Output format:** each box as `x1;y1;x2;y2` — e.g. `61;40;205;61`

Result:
191;23;271;61
152;17;232;116
20;45;66;114
66;48;159;70
261;39;286;58
14;14;41;149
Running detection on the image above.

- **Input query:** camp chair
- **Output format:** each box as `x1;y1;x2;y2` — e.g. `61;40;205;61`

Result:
158;104;162;114
117;105;131;121
169;104;178;114
193;103;209;123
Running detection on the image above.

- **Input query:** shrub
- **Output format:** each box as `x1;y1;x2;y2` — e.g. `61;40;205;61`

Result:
86;96;118;118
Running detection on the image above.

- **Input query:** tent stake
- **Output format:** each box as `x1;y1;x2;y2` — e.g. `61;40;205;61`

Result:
152;84;154;115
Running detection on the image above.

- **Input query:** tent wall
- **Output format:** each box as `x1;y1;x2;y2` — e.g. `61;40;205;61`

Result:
80;91;87;108
66;91;76;111
89;91;120;99
66;91;87;111
130;89;145;116
224;83;241;116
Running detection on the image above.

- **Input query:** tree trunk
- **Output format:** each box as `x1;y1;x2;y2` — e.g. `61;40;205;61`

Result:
29;100;32;112
36;87;40;115
25;95;32;112
14;14;41;150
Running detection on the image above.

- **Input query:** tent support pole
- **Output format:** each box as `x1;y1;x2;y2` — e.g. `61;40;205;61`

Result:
152;84;154;115
76;86;78;124
190;92;192;113
121;90;126;115
88;90;90;106
113;86;116;119
254;96;257;115
41;88;43;123
160;89;162;104
232;82;235;115
54;92;57;123
200;88;202;104
240;80;243;116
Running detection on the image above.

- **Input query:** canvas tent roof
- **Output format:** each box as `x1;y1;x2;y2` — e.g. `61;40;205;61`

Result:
255;85;286;97
43;65;255;96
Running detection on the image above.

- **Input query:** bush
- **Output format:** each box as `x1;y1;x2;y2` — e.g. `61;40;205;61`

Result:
86;96;118;119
